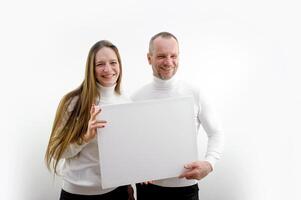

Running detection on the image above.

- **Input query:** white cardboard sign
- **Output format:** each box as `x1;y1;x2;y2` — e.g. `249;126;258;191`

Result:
97;96;198;189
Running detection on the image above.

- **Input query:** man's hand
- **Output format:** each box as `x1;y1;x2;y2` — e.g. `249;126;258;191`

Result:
178;161;213;180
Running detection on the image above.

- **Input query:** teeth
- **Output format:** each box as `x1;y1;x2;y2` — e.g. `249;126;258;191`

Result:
102;74;115;78
160;68;171;71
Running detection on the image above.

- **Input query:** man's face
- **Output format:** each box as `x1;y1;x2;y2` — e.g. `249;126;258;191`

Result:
148;37;179;80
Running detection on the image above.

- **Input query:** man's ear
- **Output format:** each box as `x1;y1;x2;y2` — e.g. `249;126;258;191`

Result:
147;53;152;65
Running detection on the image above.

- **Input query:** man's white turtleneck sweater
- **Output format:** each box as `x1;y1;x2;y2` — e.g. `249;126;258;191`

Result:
61;84;130;195
132;76;224;187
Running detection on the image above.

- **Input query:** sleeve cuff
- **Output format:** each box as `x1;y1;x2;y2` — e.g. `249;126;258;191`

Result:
204;155;218;171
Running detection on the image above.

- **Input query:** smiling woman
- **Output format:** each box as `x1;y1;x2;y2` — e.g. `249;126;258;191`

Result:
44;40;133;200
95;47;121;87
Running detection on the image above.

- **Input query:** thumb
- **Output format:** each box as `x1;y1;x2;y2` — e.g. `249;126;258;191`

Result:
184;161;199;169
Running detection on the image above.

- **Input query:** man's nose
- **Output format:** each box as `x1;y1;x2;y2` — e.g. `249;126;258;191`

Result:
164;58;173;66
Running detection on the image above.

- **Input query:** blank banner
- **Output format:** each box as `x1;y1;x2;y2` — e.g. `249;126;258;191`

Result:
97;96;198;189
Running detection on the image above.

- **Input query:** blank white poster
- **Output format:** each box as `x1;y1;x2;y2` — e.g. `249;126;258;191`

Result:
97;96;198;189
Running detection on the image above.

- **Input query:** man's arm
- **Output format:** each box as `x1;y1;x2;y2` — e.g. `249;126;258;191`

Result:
180;90;224;180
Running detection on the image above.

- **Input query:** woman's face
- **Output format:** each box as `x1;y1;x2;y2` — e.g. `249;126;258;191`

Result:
94;47;120;87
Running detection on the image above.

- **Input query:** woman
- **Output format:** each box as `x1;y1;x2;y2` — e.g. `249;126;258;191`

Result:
45;40;134;200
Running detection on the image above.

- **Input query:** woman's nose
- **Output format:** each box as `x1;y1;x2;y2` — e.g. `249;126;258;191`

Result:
102;64;111;72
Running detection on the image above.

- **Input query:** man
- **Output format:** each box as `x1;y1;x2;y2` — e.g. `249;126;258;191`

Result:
132;32;224;200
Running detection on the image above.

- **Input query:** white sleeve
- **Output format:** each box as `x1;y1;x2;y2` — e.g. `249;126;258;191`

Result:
61;142;88;159
197;91;224;169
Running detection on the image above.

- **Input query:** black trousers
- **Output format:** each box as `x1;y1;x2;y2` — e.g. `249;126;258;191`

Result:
136;183;199;200
59;185;132;200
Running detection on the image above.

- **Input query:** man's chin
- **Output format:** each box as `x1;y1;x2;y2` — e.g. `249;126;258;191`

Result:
160;76;172;80
159;73;174;80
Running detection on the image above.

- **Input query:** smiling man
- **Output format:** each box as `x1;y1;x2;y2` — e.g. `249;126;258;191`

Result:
147;34;179;80
132;32;224;200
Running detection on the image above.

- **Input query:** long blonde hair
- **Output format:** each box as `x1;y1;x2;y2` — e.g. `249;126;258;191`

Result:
45;40;123;174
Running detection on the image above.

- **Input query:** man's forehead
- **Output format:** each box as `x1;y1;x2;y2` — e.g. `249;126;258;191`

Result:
153;36;177;45
153;37;179;53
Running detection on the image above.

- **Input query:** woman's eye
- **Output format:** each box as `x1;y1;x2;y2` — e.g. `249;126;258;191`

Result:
96;63;105;67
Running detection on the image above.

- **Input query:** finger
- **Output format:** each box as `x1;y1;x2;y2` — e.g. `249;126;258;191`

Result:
179;169;197;179
91;124;106;129
179;173;191;179
91;106;102;120
89;120;107;125
179;172;195;179
90;104;95;115
94;121;107;126
183;164;194;170
184;174;196;180
184;161;200;169
179;172;186;179
91;121;107;128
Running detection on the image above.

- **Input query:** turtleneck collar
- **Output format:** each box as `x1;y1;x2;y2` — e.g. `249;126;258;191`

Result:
153;75;177;90
97;82;116;99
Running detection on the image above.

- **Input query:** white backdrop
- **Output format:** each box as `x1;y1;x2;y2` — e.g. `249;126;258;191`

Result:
0;0;300;199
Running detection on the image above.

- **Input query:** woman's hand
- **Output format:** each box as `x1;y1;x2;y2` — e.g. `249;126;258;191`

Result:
83;104;107;143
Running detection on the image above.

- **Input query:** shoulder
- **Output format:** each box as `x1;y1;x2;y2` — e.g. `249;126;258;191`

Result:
177;80;213;113
177;80;203;101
